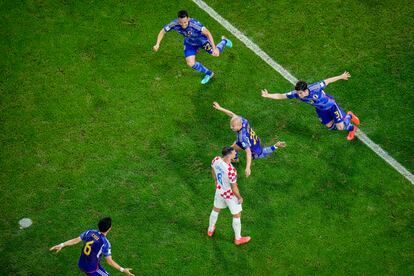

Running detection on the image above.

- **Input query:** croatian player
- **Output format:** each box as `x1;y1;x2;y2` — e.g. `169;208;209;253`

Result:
261;71;360;140
50;217;134;276
208;146;251;246
213;102;286;177
153;10;232;84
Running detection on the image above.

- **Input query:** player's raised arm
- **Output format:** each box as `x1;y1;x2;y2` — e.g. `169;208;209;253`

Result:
324;71;351;85
213;102;237;117
153;29;166;52
49;236;82;252
261;89;288;100
105;256;135;276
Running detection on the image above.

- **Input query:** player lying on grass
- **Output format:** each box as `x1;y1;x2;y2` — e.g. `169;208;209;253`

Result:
213;102;286;177
50;217;134;276
261;71;360;140
208;146;251;246
153;10;232;84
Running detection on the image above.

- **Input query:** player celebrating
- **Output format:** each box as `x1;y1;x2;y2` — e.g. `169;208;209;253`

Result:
50;217;134;276
208;146;251;246
153;10;232;84
213;102;286;177
261;71;360;140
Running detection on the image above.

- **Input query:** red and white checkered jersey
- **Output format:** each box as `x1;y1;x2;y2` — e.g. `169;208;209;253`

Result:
211;156;237;199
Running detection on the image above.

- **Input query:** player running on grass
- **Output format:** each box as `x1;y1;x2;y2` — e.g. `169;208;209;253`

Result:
208;146;251;246
50;217;134;276
213;102;286;177
261;71;360;140
153;10;232;84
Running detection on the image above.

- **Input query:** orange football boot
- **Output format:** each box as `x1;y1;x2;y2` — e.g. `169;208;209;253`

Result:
347;126;358;141
207;226;215;237
234;236;251;246
347;111;360;125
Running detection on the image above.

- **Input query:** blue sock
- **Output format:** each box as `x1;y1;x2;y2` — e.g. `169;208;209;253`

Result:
191;62;212;75
341;115;354;131
216;38;227;53
256;145;277;159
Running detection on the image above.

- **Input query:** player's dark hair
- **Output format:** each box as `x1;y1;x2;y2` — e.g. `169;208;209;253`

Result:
178;10;189;18
98;217;112;232
295;81;308;91
222;146;235;157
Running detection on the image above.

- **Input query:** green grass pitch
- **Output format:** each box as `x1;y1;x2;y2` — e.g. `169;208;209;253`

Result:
1;0;413;275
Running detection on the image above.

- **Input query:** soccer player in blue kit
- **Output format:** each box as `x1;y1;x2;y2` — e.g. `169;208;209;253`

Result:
50;217;134;276
261;71;360;140
153;10;232;84
213;102;286;177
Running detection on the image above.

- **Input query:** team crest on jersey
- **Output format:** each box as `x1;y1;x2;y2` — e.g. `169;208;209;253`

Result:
186;31;192;37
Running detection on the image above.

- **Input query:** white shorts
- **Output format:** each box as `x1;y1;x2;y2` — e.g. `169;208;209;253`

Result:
214;194;242;215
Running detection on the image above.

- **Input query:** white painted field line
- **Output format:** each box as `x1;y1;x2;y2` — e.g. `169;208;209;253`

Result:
192;0;414;185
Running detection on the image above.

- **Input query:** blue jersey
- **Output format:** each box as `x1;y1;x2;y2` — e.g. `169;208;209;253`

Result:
78;230;111;273
163;18;207;47
286;80;335;110
236;118;262;154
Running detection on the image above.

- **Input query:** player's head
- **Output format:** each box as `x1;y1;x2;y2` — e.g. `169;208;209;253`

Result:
222;146;236;160
98;217;112;233
177;10;189;29
295;80;309;98
230;116;243;132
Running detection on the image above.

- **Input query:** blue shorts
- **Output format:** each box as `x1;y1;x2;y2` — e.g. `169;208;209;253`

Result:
83;265;109;276
315;102;346;125
184;40;214;57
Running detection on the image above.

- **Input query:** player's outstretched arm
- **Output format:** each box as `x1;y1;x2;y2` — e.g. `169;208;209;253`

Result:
324;71;351;85
213;102;237;117
105;256;135;276
49;236;82;252
153;29;166;52
261;89;288;100
275;141;287;148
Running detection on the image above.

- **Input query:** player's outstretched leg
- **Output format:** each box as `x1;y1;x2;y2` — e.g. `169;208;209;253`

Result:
216;36;233;53
186;55;214;85
255;141;286;159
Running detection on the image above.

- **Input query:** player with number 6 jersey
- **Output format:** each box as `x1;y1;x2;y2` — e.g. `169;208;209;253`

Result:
50;217;134;276
208;146;251;246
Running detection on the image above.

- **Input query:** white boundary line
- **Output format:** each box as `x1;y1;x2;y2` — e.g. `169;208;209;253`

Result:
192;0;414;185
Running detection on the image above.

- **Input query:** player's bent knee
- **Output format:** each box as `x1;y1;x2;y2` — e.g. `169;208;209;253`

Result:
213;207;221;213
186;60;195;67
233;213;241;218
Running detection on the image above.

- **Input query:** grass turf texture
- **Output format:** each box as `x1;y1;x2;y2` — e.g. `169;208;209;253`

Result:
1;0;413;275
